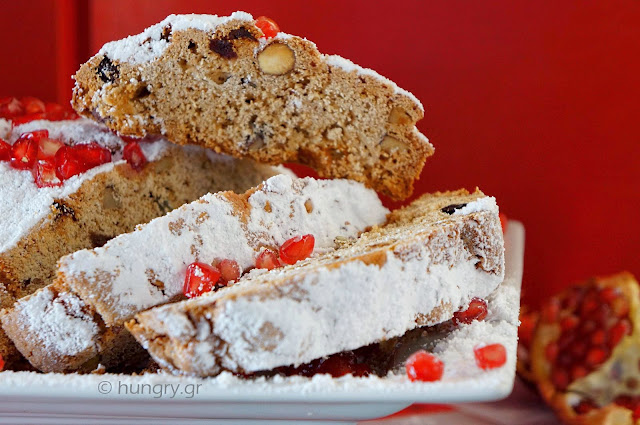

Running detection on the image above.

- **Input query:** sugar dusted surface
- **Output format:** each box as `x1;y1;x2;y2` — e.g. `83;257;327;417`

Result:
0;222;523;401
98;12;254;64
60;175;389;324
14;287;98;356
454;196;499;215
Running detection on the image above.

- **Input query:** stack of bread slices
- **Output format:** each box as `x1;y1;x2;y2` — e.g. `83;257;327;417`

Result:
0;12;506;381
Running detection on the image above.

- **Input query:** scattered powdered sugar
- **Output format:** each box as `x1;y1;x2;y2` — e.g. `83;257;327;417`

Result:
98;12;253;64
14;287;98;355
325;55;424;112
59;175;388;325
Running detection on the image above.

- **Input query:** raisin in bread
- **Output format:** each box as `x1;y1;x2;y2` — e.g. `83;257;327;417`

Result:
126;189;505;377
0;118;286;368
72;13;433;200
0;175;388;372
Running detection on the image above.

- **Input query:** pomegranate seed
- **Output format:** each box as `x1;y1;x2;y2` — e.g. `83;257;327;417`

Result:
0;139;10;161
34;160;62;188
574;399;597;415
453;297;488;325
123;141;147;170
255;16;280;39
405;350;444;382
609;319;631;348
37;138;64;160
73;142;112;168
552;368;569;390
21;97;46;114
0;97;23;118
183;262;221;298
10;138;38;170
599;286;619;303
545;342;558;362
571;364;588;380
279;234;315;265
45;102;64;113
499;212;507;233
315;354;355;378
21;129;49;142
585;347;608;367
55;146;87;180
255;248;281;270
590;329;606;346
474;343;507;370
218;259;241;283
560;315;579;332
11;112;47;126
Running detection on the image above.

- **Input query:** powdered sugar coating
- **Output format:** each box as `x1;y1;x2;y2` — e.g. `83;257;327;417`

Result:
14;287;98;356
60;175;389;325
98;13;253;64
454;196;499;216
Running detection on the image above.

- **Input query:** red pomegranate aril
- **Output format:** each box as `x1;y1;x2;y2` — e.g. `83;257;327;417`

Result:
590;329;606;346
183;262;221;298
599;286;619;303
585;347;608;367
73;143;112;167
542;299;560;323
609;319;632;348
55;146;87;180
571;364;588;380
45;102;64;113
552;369;570;390
474;343;507;370
574;399;598;415
34;160;62;188
21;97;46;114
218;259;241;283
37;138;64;160
255;16;280;39
21;129;49;142
560;315;579;332
123;141;147;170
405;350;444;382
453;297;488;325
10;138;38;170
0;139;10;161
280;234;315;265
255;248;281;270
11;113;47;126
0;97;23;118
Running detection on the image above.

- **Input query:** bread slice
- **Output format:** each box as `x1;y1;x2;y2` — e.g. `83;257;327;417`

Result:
0;118;285;368
0;175;388;372
72;13;433;200
126;189;505;377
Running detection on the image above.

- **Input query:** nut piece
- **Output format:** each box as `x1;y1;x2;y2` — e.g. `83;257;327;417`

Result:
379;136;409;154
388;107;412;125
258;43;295;75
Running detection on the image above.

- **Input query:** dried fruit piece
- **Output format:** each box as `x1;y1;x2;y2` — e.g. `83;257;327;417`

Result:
452;297;488;325
279;234;315;265
34;159;62;188
474;343;507;370
255;248;281;270
183;262;221;298
258;43;295;75
218;259;241;283
123;141;147;170
255;16;280;39
405;350;444;382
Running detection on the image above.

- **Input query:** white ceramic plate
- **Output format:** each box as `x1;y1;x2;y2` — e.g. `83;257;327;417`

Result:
0;221;524;425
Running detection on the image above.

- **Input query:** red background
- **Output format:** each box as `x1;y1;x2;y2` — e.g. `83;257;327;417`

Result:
1;0;639;307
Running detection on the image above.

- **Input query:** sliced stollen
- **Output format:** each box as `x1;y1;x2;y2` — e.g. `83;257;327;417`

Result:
126;189;505;377
72;12;433;200
0;175;388;372
0;117;284;368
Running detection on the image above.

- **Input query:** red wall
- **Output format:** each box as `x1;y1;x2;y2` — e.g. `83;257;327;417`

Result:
1;0;639;307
